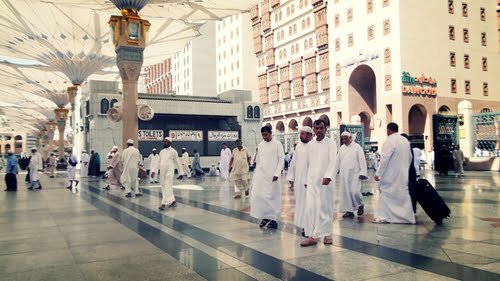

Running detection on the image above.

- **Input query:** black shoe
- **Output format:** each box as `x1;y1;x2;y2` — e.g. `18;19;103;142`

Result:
28;187;34;190
267;220;278;229
301;229;307;237
103;186;110;191
259;219;270;228
135;193;143;197
120;187;125;190
35;186;42;190
49;176;54;178
342;212;355;218
357;205;365;216
159;204;166;211
168;201;177;208
74;181;79;187
245;189;249;196
125;193;132;198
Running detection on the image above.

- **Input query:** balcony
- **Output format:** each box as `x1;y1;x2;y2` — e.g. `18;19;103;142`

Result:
253;21;261;38
269;70;279;85
271;0;280;8
293;78;304;97
316;25;328;48
305;56;316;75
281;82;291;100
266;49;275;67
280;66;290;83
306;74;318;94
265;34;274;50
263;91;330;118
254;36;263;54
262;13;271;32
270;85;279;102
250;5;259;20
260;88;269;104
320;70;330;91
292;61;303;79
318;50;329;71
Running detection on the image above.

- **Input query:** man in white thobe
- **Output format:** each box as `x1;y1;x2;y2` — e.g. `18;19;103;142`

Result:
80;150;90;177
121;139;143;198
219;143;232;180
301;120;338;247
67;149;79;190
148;148;160;183
157;137;183;210
28;147;43;190
373;123;415;224
337;131;367;218
412;146;422;177
250;126;285;229
286;126;313;236
180;148;192;178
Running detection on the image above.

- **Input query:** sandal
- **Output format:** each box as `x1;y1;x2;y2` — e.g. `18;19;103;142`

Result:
323;237;333;245
259;219;270;228
300;238;318;247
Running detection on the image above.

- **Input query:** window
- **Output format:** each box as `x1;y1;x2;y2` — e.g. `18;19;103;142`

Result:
449;52;456;66
289;26;292;35
481;32;486;46
482;57;487;71
384;48;391;63
300;0;303;9
335;38;340;51
463;28;469;43
100;98;109;114
383;0;390;7
336;63;341;76
367;0;373;14
304;39;308;49
287;6;290;16
293;24;297;34
281;30;284;39
302;19;306;29
383;19;391;35
449;25;455;40
110;99;118;108
309;38;313;47
334;14;340;27
368;25;374;40
480;7;485;21
348;33;354;47
462;2;468;17
463;54;469;69
307;17;311;28
451;79;457;93
347;8;353;22
295;43;299;52
291;45;295;54
291;4;295;14
483;82;488;96
448;0;454;14
279;11;282;21
465;80;471;95
385;74;392;91
277;32;281;41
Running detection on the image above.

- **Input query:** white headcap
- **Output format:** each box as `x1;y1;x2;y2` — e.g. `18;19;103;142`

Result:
127;139;134;145
182;147;186;150
164;137;173;142
31;147;37;151
112;146;118;150
152;148;157;151
300;126;313;134
341;131;351;137
7;150;13;154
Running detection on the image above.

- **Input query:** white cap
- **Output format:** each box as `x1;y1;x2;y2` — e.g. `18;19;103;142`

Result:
341;131;351;137
112;146;118;150
164;137;173;142
31;147;37;150
7;150;13;154
182;147;186;150
82;150;87;153
152;148;157;151
127;139;134;145
300;126;313;134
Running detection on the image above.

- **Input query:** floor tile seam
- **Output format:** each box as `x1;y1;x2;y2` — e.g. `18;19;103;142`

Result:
82;185;333;281
0;244;70;258
136;187;500;280
82;190;250;269
76;189;258;281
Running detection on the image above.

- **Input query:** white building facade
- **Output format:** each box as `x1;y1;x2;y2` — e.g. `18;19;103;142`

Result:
216;14;259;100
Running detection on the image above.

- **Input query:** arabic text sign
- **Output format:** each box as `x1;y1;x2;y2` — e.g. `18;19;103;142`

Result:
169;130;203;141
138;130;164;141
208;131;239;141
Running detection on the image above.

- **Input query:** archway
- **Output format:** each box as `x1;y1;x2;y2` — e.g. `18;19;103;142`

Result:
288;119;298;131
264;122;272;128
319;114;330;128
359;112;371;138
5;143;11;152
438;105;451;115
302;117;313;127
408;104;427;149
348;65;377;131
14;135;22;141
276;121;285;133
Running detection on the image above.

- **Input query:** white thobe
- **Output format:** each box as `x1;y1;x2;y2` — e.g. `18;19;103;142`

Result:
80;153;90;177
375;134;415;224
148;153;160;182
159;147;182;205
286;141;309;228
67;153;78;182
303;137;338;239
412;147;422;176
337;142;367;213
121;146;142;194
29;152;43;184
219;148;232;180
181;152;192;177
250;139;285;221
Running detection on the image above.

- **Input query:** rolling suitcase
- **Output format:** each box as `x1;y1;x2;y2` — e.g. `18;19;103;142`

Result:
409;179;451;224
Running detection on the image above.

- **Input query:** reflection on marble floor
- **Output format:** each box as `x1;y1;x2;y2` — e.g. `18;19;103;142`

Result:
0;169;498;280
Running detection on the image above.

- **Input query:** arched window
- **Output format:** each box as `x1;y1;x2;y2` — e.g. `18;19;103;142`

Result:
254;106;261;119
14;135;22;141
100;98;110;114
306;17;311;28
247;106;254;119
110;99;118;108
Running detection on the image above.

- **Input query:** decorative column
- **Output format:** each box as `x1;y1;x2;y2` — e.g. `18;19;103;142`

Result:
109;9;150;148
54;108;69;158
45;120;56;157
67;86;78;111
458;100;473;158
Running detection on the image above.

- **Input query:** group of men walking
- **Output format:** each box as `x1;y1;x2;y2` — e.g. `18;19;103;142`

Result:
245;121;416;247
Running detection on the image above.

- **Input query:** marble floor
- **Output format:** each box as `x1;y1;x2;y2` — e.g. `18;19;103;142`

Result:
0;168;498;281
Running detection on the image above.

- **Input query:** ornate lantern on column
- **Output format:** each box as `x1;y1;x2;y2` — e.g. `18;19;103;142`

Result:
109;8;150;148
67;85;78;111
